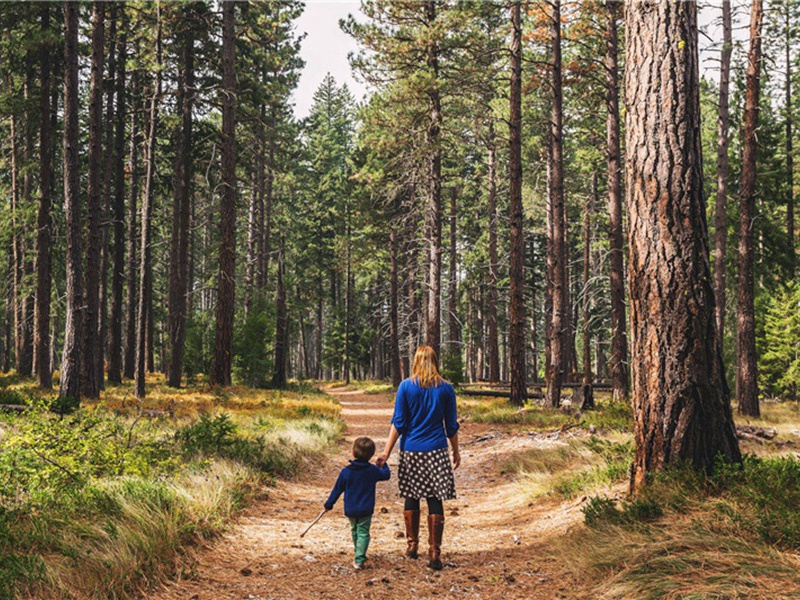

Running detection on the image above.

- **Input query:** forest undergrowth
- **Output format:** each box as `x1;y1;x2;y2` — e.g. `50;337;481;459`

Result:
0;374;343;600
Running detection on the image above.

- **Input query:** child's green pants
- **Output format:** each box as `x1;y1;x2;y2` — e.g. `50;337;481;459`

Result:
348;515;372;564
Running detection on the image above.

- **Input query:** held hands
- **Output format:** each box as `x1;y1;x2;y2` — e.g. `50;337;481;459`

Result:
375;453;389;468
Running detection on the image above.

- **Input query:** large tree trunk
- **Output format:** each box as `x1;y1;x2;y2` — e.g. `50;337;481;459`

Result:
59;0;84;406
124;48;140;380
546;0;565;408
135;10;162;399
605;0;628;402
424;0;442;356
625;0;741;492
81;1;105;399
713;0;733;356
486;120;501;382
108;9;127;385
736;0;763;417
211;0;237;387
34;4;53;388
167;12;195;388
508;0;527;406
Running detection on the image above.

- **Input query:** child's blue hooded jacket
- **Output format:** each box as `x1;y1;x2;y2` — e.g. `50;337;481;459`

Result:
324;460;391;518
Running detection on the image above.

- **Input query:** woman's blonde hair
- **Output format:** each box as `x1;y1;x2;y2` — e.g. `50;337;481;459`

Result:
411;346;444;389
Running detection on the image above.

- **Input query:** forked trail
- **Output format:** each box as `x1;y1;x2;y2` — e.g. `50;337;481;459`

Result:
144;387;584;600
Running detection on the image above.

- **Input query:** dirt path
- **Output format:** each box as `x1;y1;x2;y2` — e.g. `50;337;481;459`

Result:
144;387;583;600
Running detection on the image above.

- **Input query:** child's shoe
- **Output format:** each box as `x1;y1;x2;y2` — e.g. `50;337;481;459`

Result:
353;560;364;570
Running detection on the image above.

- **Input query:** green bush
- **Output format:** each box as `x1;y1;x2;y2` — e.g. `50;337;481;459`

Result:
757;282;800;400
441;347;464;386
233;297;274;388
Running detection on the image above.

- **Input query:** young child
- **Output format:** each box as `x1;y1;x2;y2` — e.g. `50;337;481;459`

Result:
324;437;391;570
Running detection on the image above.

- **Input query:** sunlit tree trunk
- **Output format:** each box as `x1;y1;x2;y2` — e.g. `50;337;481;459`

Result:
59;0;84;405
211;0;237;387
486;120;501;382
546;0;565;408
737;0;763;417
167;12;195;388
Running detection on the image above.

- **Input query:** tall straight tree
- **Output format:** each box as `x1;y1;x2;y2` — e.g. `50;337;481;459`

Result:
737;0;763;417
34;3;53;388
59;0;84;405
424;0;443;356
135;8;162;399
124;46;141;381
605;0;627;401
108;9;127;385
546;0;566;409
714;0;733;355
211;0;237;387
486;120;501;382
784;0;795;271
167;8;196;388
508;0;526;406
625;0;741;491
81;1;105;399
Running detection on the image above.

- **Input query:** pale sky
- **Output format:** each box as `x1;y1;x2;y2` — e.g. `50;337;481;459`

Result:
294;1;368;118
292;1;748;119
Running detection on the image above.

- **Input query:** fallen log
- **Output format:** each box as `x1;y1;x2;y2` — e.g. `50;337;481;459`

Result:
460;389;544;399
0;404;32;412
736;425;778;440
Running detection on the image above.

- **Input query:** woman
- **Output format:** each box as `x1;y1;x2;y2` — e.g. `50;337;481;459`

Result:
375;346;460;571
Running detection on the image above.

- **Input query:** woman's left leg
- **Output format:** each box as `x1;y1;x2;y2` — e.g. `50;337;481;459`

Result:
426;497;445;570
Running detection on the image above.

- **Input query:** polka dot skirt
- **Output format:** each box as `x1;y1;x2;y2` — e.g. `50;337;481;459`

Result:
397;447;457;501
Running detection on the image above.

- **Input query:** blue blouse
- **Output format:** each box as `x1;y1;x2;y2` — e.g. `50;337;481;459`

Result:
392;378;460;453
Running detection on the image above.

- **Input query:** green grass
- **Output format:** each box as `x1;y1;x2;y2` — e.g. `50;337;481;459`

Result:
0;377;343;599
461;394;633;432
508;436;634;500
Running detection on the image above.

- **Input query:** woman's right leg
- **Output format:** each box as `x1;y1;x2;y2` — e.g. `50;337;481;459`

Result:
403;497;421;558
425;497;445;570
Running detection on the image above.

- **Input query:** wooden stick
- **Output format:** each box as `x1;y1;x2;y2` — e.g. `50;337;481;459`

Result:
300;510;327;538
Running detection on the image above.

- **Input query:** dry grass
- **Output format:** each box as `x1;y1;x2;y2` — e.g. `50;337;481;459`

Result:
557;510;800;600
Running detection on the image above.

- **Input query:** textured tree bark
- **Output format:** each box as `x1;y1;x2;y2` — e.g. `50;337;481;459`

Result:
167;12;195;388
546;0;565;409
108;11;127;385
390;226;402;387
736;0;763;417
135;10;162;399
59;0;84;405
508;0;527;406
713;0;732;357
34;4;53;388
211;0;237;387
124;49;140;381
81;1;105;399
625;0;741;492
605;0;627;402
424;0;442;357
486;121;501;383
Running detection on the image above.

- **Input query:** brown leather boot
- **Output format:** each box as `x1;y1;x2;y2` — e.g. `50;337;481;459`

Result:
403;510;420;558
427;514;445;570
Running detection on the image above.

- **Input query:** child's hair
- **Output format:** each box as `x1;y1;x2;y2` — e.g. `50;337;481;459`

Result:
353;437;376;462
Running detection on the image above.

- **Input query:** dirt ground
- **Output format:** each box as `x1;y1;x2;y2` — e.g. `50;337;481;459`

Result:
143;387;588;600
